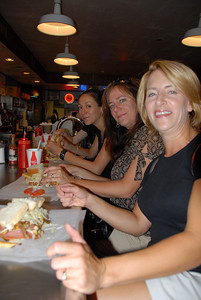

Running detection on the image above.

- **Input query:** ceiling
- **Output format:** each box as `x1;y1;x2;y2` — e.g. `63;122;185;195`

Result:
0;0;201;91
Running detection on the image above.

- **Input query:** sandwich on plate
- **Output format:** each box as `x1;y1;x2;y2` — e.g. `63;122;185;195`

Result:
0;197;49;248
22;163;57;190
22;163;44;186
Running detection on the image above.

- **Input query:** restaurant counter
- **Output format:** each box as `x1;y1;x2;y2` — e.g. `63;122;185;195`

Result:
0;163;86;300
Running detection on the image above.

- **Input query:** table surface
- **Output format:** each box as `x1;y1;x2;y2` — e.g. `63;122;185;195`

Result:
0;163;86;300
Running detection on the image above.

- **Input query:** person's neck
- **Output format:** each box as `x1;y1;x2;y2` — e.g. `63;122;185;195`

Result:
162;128;199;157
93;115;105;135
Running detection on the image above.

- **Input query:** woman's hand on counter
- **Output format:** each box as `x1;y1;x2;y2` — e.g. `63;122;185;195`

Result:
42;165;72;185
47;224;105;294
56;183;90;208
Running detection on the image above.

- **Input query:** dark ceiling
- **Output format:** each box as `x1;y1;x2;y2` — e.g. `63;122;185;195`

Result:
0;0;201;90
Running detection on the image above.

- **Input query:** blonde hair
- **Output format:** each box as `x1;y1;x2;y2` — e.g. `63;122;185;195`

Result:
137;60;201;131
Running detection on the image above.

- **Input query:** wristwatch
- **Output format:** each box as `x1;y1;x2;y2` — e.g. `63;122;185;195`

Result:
59;149;67;160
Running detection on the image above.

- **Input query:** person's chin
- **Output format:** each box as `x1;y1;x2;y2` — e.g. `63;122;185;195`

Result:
118;120;126;127
83;119;91;125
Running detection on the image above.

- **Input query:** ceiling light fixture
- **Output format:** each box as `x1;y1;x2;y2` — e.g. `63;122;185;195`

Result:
37;0;76;36
66;80;80;88
5;58;14;62
54;38;78;66
62;66;80;79
182;13;201;47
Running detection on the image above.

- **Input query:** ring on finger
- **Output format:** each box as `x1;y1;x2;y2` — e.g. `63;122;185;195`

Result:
61;269;68;281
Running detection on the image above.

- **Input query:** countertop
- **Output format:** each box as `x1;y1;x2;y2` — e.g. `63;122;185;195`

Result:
0;163;86;300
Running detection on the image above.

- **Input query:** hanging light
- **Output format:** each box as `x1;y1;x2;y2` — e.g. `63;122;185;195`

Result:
182;13;201;47
54;38;78;65
66;80;80;88
37;0;76;36
62;66;80;79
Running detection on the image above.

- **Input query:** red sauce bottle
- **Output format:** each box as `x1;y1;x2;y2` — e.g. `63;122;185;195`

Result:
18;133;31;169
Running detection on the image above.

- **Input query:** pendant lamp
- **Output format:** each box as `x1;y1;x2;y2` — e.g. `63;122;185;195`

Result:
182;13;201;47
66;80;80;88
37;0;76;36
54;38;78;66
62;66;80;79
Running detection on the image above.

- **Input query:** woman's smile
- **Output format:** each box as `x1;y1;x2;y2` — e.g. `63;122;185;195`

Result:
155;110;172;118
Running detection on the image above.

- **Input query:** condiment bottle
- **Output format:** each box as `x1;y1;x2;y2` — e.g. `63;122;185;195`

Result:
18;133;31;168
9;134;18;165
35;125;42;137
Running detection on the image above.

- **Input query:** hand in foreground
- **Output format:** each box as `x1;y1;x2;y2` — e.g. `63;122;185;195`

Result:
42;166;72;185
47;224;105;294
56;183;89;208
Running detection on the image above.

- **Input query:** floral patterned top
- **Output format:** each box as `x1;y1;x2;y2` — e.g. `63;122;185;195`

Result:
110;125;165;210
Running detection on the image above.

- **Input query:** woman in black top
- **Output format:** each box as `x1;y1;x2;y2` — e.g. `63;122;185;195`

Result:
48;88;105;161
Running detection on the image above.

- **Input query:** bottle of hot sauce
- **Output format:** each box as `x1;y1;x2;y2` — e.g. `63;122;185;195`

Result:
18;133;31;169
9;134;18;165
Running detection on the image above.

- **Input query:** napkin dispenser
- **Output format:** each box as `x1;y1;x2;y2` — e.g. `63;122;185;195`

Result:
0;141;5;163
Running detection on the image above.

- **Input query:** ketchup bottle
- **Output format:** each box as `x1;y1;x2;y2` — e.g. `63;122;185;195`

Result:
9;134;18;165
18;133;31;168
35;125;42;137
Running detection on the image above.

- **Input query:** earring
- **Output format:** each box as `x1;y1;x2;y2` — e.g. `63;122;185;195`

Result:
116;122;120;128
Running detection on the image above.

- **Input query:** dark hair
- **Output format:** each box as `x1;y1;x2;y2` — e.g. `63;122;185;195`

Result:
102;78;143;161
71;111;78;117
53;109;58;118
78;87;103;106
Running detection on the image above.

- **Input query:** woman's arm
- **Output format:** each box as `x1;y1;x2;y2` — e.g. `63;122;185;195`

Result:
66;165;110;181
67;155;152;198
61;135;99;160
42;165;110;185
57;183;151;235
46;139;111;175
71;129;88;145
48;179;201;294
53;128;88;144
52;128;99;159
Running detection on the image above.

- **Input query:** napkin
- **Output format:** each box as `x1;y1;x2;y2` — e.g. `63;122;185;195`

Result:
0;176;58;202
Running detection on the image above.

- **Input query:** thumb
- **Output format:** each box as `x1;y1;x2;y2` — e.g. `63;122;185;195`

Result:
65;224;86;244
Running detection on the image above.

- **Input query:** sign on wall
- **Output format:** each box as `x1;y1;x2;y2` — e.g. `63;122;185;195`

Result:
64;93;74;104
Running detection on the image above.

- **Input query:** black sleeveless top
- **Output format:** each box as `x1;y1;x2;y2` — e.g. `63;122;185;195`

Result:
138;133;201;274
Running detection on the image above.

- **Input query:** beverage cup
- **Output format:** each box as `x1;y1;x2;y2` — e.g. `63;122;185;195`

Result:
40;122;52;134
27;148;42;166
41;133;51;148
